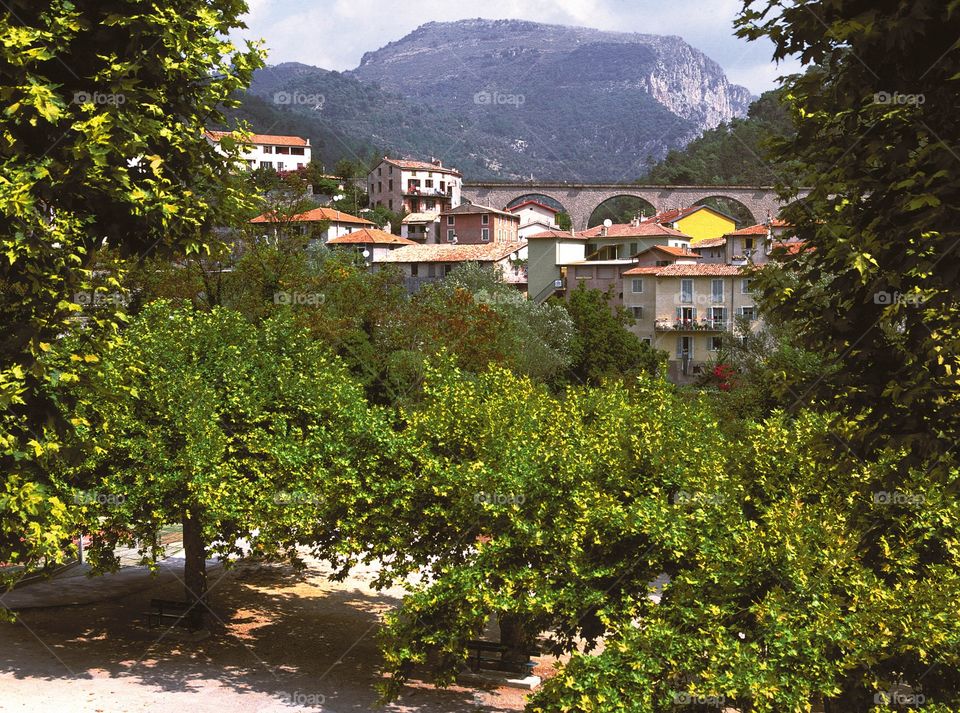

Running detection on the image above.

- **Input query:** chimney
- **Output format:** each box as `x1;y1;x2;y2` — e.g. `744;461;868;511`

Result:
600;226;608;237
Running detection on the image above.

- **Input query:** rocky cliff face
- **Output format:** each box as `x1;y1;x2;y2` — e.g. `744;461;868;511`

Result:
237;19;753;181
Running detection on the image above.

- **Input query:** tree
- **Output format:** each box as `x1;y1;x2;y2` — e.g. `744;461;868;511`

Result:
0;0;263;582
735;0;960;465
60;302;382;624
562;284;665;385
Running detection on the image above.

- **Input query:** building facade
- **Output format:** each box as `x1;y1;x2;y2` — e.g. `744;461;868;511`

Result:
250;206;375;244
440;204;521;245
372;242;527;294
205;131;311;172
367;157;462;214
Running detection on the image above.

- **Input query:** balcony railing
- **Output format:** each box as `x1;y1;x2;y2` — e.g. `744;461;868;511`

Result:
655;319;731;332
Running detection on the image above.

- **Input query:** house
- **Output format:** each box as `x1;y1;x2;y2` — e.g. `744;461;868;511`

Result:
632;244;701;267
621;263;761;382
372;241;527;294
205;130;311;171
525;218;693;304
401;212;442;243
440;204;521;245
505;200;561;239
367;157;462;214
651;205;738;242
327;228;417;262
721;219;792;265
250;206;375;245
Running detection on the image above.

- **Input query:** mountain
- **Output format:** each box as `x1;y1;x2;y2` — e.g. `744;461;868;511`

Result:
230;19;753;181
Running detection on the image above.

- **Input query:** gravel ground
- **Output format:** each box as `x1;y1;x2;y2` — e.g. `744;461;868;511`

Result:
0;557;554;712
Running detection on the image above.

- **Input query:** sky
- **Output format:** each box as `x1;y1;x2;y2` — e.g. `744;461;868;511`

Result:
235;0;803;95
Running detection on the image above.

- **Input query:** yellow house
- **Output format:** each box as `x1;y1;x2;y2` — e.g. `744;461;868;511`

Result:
653;205;737;243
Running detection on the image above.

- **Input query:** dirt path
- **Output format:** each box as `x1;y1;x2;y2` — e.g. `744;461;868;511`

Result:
0;557;544;712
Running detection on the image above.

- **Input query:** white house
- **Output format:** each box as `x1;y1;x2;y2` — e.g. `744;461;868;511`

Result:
250;206;375;244
372;241;527;293
327;228;418;263
506;199;561;239
205;130;311;172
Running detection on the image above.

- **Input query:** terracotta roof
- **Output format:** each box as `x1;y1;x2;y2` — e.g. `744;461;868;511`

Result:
726;219;790;237
206;130;309;147
527;229;585;240
375;241;526;264
382;157;461;176
327;229;416;246
621;266;662;275
639;245;701;258
579;221;693;239
771;239;807;255
442;203;519;220
653;205;736;225
506;200;560;214
250;207;374;225
653;263;744;276
401;212;440;223
692;237;727;249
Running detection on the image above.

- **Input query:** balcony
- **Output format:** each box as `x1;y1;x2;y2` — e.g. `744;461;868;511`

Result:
403;186;449;197
655;319;731;332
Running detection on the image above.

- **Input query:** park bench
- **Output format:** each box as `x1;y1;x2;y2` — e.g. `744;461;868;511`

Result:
146;598;201;629
465;639;538;676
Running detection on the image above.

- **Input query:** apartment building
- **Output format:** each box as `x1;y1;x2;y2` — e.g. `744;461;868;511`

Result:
367;157;462;214
205;130;311;171
622;263;760;381
440;204;521;245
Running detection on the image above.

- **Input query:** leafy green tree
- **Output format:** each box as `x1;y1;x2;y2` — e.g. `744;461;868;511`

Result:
61;302;381;621
0;0;263;580
562;284;665;385
735;0;959;464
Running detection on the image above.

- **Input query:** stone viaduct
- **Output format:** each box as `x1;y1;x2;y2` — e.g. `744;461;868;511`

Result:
462;183;809;230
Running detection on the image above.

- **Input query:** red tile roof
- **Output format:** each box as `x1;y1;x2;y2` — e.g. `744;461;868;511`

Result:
770;239;807;255
640;245;701;258
506;200;560;214
375;241;526;264
206;130;309;147
692;237;727;249
327;229;417;246
653;205;736;225
383;157;462;176
579;221;692;239
623;263;743;277
527;229;585;240
250;207;374;225
726;219;790;237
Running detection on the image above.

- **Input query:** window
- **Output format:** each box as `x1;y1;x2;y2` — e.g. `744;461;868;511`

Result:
444;264;452;275
411;264;419;277
377;167;382;176
370;184;375;194
388;165;393;174
677;335;693;359
629;242;638;256
631;306;643;319
574;266;593;279
447;229;455;242
388;179;393;191
680;279;693;303
744;237;754;251
425;179;434;188
481;214;489;225
259;161;273;168
388;199;393;210
481;228;490;241
440;181;446;191
641;337;652;346
276;146;290;154
631;278;644;293
447;216;455;225
262;146;273;154
678;306;695;322
709;306;726;328
290;147;304;155
738;306;756;321
708;336;722;352
377;182;382;193
741;278;751;294
711;279;724;302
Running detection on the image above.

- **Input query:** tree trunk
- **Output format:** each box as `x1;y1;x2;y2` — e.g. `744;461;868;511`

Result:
498;612;537;668
181;509;207;630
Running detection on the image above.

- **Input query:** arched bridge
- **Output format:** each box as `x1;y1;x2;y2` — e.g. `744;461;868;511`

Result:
462;183;809;230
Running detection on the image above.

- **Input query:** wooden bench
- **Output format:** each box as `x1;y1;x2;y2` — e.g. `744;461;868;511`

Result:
146;598;201;629
465;639;538;676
